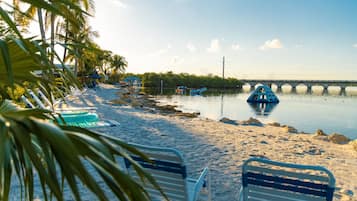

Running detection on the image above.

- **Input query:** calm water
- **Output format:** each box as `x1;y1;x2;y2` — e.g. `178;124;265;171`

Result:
150;86;357;139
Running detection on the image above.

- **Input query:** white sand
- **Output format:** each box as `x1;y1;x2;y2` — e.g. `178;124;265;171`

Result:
65;84;357;201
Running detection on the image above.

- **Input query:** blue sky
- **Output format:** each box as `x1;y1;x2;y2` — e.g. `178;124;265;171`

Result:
90;0;357;79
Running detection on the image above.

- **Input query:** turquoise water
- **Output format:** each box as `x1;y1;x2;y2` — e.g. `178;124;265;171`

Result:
153;87;357;139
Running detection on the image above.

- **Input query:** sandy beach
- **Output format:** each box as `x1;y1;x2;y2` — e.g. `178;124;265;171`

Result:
63;84;357;201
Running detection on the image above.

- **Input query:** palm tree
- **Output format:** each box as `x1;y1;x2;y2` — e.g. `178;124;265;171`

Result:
0;3;167;201
61;0;94;62
11;0;90;63
93;49;110;74
110;54;128;74
61;24;100;76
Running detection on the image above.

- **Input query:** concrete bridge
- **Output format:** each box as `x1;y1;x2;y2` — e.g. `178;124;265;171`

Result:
240;79;357;95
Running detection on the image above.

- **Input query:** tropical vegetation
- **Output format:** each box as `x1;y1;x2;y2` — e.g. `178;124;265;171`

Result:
124;72;243;89
0;1;159;201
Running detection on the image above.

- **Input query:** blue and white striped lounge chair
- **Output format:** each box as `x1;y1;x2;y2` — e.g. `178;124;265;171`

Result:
239;158;335;201
124;143;211;201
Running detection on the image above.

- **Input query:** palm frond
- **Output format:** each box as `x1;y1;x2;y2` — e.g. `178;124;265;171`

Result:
0;100;167;201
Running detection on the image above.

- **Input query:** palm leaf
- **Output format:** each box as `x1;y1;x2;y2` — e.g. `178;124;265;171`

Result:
20;0;89;27
0;6;25;41
0;100;168;201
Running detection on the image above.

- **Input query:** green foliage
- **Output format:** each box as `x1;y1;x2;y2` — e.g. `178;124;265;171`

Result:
106;73;122;84
127;72;243;89
0;2;167;201
0;100;166;201
109;54;127;74
0;37;79;101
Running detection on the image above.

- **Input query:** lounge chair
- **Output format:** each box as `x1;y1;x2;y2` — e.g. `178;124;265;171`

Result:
123;143;211;201
239;157;335;201
20;95;118;128
29;89;96;112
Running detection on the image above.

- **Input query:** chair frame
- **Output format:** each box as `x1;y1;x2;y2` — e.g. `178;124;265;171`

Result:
239;157;335;201
124;143;211;201
27;89;96;112
20;94;118;128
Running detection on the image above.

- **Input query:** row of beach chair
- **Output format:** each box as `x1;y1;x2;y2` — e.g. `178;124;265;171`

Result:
21;88;119;128
125;143;335;201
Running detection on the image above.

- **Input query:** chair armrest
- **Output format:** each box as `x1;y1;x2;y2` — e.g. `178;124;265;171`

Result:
192;167;211;201
238;186;243;201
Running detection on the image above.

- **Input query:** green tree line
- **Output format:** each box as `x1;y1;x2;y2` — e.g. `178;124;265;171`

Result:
125;72;243;88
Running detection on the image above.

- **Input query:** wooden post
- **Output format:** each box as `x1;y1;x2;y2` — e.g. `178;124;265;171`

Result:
222;56;225;80
160;80;163;94
222;56;225;89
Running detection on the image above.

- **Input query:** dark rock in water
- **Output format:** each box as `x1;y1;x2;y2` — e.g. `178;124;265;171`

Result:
175;112;200;118
219;117;238;125
267;122;280;127
315;129;327;136
159;105;177;111
313;129;329;141
239;117;263;126
282;125;298;133
154;104;179;114
328;133;350;144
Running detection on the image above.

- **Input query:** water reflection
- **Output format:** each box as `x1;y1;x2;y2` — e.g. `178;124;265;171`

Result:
220;94;224;116
152;87;357;139
248;103;278;116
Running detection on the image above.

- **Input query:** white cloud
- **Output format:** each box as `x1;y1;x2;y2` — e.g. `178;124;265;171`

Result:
207;39;221;53
232;43;241;51
110;0;127;8
353;44;357;48
259;38;283;50
186;43;196;53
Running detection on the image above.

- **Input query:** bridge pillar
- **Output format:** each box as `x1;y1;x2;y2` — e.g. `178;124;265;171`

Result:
340;86;346;96
322;85;329;94
291;84;297;93
276;84;282;93
306;85;312;94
